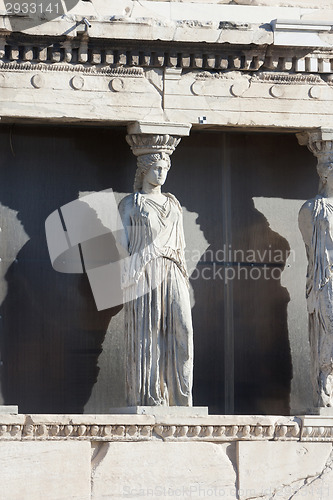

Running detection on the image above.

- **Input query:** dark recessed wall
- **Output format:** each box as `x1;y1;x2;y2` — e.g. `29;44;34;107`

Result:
0;125;317;414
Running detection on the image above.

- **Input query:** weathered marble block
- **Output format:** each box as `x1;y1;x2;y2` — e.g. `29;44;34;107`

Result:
238;441;333;500
91;441;237;499
0;441;91;500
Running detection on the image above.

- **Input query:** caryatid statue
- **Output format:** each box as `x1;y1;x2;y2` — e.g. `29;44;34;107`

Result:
118;133;193;407
299;130;333;408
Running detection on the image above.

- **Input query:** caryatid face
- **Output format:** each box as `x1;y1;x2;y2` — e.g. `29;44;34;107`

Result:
144;159;170;187
318;157;333;191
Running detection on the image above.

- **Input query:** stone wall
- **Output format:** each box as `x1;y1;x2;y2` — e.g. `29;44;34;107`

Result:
0;413;332;499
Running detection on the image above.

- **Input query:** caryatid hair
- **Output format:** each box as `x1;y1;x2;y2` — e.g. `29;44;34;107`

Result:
133;152;171;192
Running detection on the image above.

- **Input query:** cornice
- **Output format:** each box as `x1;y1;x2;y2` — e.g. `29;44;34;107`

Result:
0;36;332;75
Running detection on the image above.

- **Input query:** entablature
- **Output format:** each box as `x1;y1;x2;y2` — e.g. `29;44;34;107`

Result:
0;6;332;130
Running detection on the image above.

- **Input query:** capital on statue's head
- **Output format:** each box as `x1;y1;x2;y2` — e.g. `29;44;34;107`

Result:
126;133;181;157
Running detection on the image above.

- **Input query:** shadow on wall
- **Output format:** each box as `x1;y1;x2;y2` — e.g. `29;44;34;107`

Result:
0;126;319;415
169;131;317;415
0;124;132;413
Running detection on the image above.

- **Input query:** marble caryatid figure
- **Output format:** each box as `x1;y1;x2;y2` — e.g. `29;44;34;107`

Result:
299;150;333;407
118;150;193;407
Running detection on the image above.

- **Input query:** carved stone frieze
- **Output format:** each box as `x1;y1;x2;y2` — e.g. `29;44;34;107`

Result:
0;421;298;442
0;62;144;77
195;71;325;86
301;425;333;441
189;70;331;102
0;415;332;442
154;422;290;441
254;72;324;85
300;416;333;441
0;415;317;442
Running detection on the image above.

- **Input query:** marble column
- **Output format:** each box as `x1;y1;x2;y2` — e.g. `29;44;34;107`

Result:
297;128;333;411
119;121;204;412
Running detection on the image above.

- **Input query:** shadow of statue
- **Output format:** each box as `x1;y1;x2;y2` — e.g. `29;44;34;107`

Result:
0;124;128;413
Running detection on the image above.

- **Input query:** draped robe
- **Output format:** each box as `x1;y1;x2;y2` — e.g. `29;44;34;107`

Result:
119;192;193;406
300;196;333;407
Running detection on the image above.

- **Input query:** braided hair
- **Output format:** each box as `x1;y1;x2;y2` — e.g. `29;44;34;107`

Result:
133;152;171;192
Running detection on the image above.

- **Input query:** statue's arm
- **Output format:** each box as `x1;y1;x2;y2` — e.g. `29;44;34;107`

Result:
117;195;133;257
298;201;314;253
173;196;189;275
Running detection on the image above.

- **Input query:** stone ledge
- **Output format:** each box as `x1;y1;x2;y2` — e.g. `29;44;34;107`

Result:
0;14;272;45
0;414;304;442
0;2;332;44
0;414;332;442
0;405;18;414
113;404;208;416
